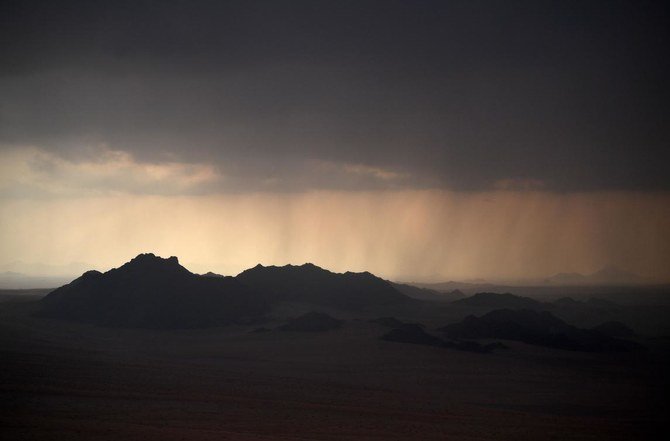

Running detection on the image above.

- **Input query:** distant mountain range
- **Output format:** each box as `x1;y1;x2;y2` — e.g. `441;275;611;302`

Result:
0;261;94;277
39;253;412;328
544;266;645;286
0;271;75;289
0;261;97;289
405;266;648;296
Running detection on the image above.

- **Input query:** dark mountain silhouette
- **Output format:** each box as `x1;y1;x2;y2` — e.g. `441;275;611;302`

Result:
201;271;225;278
39;254;267;328
391;283;465;302
439;309;641;352
279;312;343;332
39;254;418;328
237;263;411;310
452;292;544;309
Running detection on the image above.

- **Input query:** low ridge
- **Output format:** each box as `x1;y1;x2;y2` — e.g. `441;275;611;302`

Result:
439;309;641;352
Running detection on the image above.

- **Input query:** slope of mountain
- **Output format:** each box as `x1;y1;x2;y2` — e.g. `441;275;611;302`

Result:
439;309;641;352
40;254;267;328
236;263;411;310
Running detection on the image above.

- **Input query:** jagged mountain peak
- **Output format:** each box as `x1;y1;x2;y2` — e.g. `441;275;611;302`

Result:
114;253;190;275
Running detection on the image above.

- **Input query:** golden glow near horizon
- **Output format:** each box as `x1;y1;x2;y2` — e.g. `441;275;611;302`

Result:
1;189;669;282
0;146;668;281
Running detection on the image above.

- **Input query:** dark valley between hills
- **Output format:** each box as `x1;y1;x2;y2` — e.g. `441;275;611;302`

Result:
1;253;669;440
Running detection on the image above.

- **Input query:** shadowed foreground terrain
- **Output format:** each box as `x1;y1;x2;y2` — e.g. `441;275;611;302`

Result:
2;303;668;440
1;255;669;440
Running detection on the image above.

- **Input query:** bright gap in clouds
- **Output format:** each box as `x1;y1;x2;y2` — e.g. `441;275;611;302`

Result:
0;147;223;197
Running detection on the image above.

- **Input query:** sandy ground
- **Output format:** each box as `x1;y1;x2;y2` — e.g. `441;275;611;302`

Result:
1;299;668;440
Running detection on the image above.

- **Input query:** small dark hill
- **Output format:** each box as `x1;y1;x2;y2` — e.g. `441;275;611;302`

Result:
279;312;343;332
449;289;465;298
381;324;443;346
591;321;635;338
40;253;267;328
439;309;641;352
452;292;543;309
237;263;411;310
201;271;225;278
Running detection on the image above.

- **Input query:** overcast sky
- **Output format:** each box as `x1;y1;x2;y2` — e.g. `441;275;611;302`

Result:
1;1;668;280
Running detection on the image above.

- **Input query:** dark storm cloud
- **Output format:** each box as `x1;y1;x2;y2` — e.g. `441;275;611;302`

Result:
1;0;668;192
